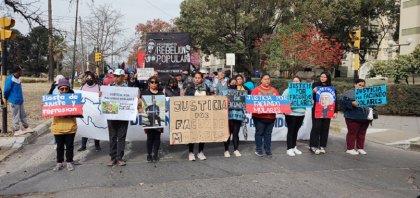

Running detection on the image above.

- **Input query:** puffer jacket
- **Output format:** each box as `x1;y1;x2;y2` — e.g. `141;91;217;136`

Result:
340;88;369;120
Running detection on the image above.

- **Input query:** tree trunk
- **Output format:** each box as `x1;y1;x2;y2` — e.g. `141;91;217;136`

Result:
47;0;54;82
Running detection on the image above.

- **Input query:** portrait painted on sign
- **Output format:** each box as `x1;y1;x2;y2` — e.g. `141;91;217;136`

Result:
315;87;336;118
147;39;156;54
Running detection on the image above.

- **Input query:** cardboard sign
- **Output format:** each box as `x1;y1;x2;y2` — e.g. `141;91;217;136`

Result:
222;89;246;109
169;96;229;144
315;86;336;118
42;93;83;117
141;95;166;128
137;68;154;81
355;85;387;107
245;95;292;114
288;82;313;108
100;86;139;121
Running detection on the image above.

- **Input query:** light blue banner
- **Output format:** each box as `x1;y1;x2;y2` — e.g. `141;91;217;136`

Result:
355;85;387;107
288;82;312;108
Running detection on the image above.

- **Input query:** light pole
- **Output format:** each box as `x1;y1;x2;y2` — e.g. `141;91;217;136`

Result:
387;38;413;60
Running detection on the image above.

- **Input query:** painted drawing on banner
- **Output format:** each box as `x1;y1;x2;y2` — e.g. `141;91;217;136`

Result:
42;93;83;117
315;86;336;118
355;85;387;107
140;95;166;128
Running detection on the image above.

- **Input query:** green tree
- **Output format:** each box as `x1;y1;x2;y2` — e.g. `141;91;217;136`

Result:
175;0;293;73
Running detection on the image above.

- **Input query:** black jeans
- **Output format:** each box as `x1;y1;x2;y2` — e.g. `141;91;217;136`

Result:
81;137;100;148
285;115;304;149
224;120;242;151
188;143;204;153
107;120;128;161
54;133;76;163
309;118;331;148
146;129;161;156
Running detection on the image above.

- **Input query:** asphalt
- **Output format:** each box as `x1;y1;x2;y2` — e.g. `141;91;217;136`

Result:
0;131;419;198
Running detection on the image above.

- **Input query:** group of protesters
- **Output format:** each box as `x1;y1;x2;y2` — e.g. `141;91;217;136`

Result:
40;67;374;172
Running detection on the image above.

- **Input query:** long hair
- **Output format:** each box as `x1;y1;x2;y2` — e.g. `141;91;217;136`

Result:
319;71;332;86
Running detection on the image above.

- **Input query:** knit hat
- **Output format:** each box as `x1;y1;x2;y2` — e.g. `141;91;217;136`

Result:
57;78;71;88
54;75;65;85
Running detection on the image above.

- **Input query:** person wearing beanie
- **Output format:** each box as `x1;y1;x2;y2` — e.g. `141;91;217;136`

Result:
4;66;33;135
48;75;65;95
50;78;78;171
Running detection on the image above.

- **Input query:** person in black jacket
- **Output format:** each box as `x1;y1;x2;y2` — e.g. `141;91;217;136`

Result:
164;78;181;97
309;72;337;155
184;72;210;161
141;76;164;163
340;79;370;155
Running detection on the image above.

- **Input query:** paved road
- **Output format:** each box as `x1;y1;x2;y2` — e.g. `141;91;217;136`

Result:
0;132;419;198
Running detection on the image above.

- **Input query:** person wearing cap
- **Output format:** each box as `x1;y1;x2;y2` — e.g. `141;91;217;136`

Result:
48;75;65;95
102;69;115;86
50;78;78;171
105;69;130;166
4;66;33;135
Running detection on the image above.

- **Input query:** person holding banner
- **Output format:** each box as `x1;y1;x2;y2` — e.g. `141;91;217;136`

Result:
282;76;306;157
141;76;164;162
223;75;250;157
340;79;370;155
78;72;102;152
251;74;279;158
106;69;130;166
309;72;337;155
185;72;211;161
50;79;78;171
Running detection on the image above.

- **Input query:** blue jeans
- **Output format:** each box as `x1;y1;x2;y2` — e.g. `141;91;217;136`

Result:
254;118;275;155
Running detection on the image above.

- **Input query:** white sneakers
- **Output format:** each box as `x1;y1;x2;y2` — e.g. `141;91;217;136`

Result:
346;149;367;155
287;147;303;157
320;147;326;154
346;149;359;155
286;149;295;157
358;149;367;155
233;150;242;157
224;151;231;158
310;147;321;155
188;152;196;161
197;152;206;160
13;127;34;136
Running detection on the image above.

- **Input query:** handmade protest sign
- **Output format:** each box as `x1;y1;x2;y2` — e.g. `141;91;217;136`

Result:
288;82;313;108
140;95;166;128
315;86;336;118
100;86;139;121
42;93;83;117
245;95;292;114
169;96;229;144
355;85;387;107
137;68;154;81
222;90;247;109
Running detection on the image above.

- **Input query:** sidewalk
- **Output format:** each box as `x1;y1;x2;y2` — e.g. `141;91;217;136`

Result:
331;112;420;150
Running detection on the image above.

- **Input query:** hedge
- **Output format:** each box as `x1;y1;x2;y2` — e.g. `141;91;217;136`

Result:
259;78;420;116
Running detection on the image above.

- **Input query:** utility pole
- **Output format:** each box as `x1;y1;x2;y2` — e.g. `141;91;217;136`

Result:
348;29;361;81
48;0;54;82
79;16;85;74
71;0;80;87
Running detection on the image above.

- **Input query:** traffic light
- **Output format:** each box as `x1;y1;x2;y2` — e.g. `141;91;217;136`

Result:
348;29;361;50
0;17;16;40
95;52;102;62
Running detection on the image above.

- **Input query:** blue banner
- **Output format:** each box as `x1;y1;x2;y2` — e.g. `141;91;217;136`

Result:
288;82;312;108
355;85;387;107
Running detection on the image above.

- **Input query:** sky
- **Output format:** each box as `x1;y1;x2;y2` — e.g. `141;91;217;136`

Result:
6;0;183;63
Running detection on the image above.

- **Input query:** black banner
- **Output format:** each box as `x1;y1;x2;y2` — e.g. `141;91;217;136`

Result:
145;32;191;81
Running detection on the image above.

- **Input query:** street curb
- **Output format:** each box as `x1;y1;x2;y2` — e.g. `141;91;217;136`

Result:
0;119;51;162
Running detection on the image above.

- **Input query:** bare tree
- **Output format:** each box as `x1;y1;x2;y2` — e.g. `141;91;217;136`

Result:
83;4;133;72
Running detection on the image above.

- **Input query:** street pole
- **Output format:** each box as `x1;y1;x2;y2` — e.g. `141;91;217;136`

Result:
71;0;79;87
1;41;7;133
353;51;359;81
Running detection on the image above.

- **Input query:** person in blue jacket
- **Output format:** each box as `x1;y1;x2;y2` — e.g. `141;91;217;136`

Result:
3;66;33;135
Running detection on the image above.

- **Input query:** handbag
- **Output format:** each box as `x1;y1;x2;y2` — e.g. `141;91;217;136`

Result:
372;107;379;119
367;108;374;120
